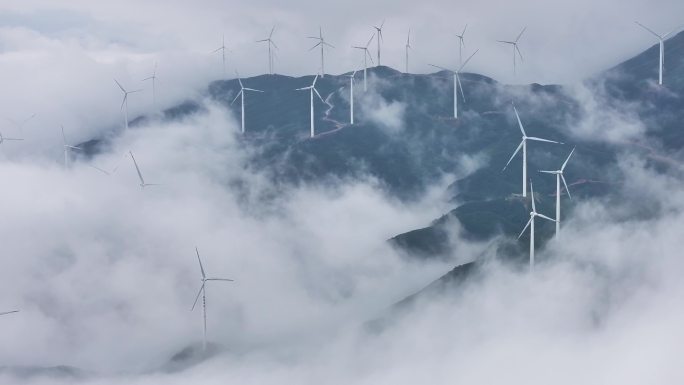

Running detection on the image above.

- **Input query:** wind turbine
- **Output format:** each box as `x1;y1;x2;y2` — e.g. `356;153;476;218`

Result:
0;310;19;316
128;150;158;189
61;126;82;168
455;24;468;66
635;21;677;85
212;35;227;77
503;104;562;197
429;49;479;119
308;27;334;77
231;72;264;134
405;29;411;73
142;62;158;107
5;113;36;130
257;26;278;75
191;247;234;352
518;181;556;269
539;148;574;236
497;27;526;75
372;20;385;66
0;132;24;144
347;70;357;124
353;33;375;92
296;75;325;138
114;79;141;130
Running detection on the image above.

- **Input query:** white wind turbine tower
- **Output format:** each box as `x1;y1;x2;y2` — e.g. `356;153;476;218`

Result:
635;21;677;86
257;26;278;75
429;49;479;119
61;126;82;168
0;132;24;145
539;148;574;236
373;20;385;66
497;27;526;75
0;310;19;316
129;150;159;189
353;33;375;92
296;75;325;138
308;27;334;77
191;247;234;352
114;79;141;130
405;29;411;73
212;35;227;77
231;72;264;134
455;24;468;66
142;62;158;107
518;181;556;269
347;70;357;124
503;104;562;197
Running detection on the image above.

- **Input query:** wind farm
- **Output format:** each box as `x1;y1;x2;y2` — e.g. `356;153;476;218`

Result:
3;5;684;384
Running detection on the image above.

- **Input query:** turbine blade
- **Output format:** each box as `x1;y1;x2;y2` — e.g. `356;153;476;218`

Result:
561;174;572;200
129;151;145;185
312;74;318;86
196;247;206;279
515;26;527;42
89;165;111;175
366;50;375;64
0;310;19;316
120;94;127;111
561;147;575;171
314;87;325;103
61;125;66;145
536;213;556;222
457;74;466;102
114;79;126;92
538;170;556;174
518;217;533;239
309;42;322;51
513;105;527;136
503;141;524;170
366;33;375;47
527;137;562;144
428;64;452;72
269;25;276;38
206;278;235;282
516;45;524;62
530;181;536;212
230;90;242;105
458;49;479;71
635;21;663;39
462;24;468;36
191;284;205;311
243;88;264;92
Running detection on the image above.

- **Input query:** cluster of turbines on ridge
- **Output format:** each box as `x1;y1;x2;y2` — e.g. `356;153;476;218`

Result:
1;19;682;351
